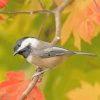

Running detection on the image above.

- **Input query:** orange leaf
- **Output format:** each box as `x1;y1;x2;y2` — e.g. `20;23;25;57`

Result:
0;15;7;21
61;0;100;49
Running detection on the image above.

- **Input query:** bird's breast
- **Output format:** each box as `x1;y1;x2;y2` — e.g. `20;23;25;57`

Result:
27;55;66;68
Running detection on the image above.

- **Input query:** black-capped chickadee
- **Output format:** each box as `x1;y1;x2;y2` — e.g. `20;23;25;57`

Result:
13;37;96;74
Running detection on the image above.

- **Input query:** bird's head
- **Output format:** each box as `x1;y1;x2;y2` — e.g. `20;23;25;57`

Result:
13;37;39;58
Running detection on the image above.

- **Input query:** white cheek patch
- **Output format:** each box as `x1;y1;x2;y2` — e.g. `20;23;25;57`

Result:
17;38;39;51
26;55;33;64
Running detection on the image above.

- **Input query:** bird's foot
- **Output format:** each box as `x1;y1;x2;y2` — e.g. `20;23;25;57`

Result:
32;68;50;79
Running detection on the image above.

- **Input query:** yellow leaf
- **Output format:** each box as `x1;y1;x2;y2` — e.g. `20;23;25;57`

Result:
67;81;100;100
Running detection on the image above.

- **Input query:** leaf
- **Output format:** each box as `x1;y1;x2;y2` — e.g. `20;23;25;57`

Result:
0;15;7;21
0;71;44;100
0;0;8;8
67;81;100;100
61;0;100;49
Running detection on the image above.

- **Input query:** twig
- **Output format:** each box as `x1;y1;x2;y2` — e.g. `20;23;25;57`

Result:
0;10;52;15
37;14;50;38
20;68;41;100
38;0;45;9
57;0;73;12
51;0;73;45
37;0;51;38
20;77;39;100
51;11;61;45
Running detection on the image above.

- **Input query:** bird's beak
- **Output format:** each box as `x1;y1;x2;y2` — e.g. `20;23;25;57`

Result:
13;51;19;56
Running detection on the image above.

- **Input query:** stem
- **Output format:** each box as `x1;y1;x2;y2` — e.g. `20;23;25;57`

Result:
51;0;73;45
0;10;52;15
20;68;41;100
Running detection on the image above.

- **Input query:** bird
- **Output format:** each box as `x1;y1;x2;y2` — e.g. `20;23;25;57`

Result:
13;36;96;76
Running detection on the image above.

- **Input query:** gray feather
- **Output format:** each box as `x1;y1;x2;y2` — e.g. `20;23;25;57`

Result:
32;46;96;58
38;47;75;58
74;52;96;56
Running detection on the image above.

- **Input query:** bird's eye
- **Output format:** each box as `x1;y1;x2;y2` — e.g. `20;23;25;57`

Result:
17;44;21;47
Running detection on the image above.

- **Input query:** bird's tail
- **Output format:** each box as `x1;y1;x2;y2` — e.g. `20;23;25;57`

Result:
74;52;97;56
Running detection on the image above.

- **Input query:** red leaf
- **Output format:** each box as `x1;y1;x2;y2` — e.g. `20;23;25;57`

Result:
6;71;25;81
0;0;8;9
0;71;44;100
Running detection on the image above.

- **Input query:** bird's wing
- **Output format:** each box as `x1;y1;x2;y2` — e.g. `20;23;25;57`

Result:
37;47;75;58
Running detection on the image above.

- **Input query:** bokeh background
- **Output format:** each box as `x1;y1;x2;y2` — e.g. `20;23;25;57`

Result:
0;0;100;100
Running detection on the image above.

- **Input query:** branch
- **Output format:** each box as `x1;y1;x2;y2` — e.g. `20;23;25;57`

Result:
37;14;49;38
0;10;52;15
57;0;73;12
51;0;73;45
20;68;42;100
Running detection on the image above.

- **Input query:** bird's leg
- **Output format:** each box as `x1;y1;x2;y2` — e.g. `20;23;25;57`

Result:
35;66;43;72
32;68;50;79
32;66;43;80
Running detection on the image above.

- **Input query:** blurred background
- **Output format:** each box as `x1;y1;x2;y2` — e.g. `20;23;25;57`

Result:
0;0;100;100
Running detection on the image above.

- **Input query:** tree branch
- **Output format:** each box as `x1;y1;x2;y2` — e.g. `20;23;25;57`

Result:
20;68;41;100
57;0;73;12
51;0;73;45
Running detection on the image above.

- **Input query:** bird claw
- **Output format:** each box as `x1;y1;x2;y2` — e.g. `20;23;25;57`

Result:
32;68;50;79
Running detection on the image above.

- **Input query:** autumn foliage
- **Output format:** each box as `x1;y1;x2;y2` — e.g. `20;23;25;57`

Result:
0;72;44;100
0;0;8;22
0;0;8;8
0;0;99;100
61;0;100;49
67;81;100;100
